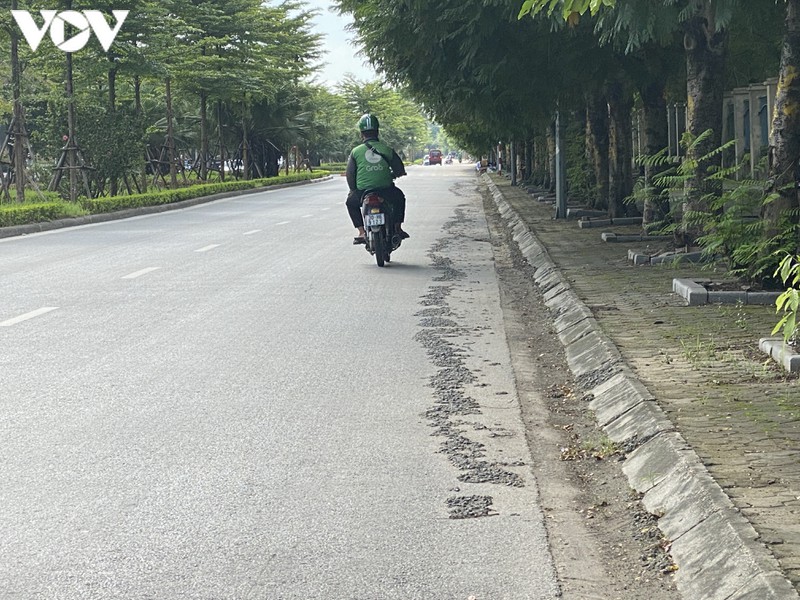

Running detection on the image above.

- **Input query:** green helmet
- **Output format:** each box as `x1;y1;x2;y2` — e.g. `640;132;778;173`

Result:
357;113;379;132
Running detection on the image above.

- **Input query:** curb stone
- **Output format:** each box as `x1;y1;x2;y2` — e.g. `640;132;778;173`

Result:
0;175;334;239
759;337;800;373
483;175;799;600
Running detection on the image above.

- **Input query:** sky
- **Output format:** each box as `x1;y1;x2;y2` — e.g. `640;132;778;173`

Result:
303;0;379;89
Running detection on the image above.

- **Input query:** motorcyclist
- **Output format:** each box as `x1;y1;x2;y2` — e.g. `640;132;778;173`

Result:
345;113;409;245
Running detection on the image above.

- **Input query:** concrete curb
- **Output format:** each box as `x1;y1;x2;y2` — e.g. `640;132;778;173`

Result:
673;278;782;307
0;175;334;239
759;337;800;373
483;175;799;600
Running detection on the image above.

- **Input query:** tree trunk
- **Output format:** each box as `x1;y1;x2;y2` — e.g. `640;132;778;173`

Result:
607;79;634;218
10;0;26;203
108;60;118;196
67;52;77;202
762;0;800;251
524;138;532;183
546;125;556;192
217;101;226;183
586;92;609;211
166;77;177;189
242;102;250;181
108;65;116;111
640;77;670;228
135;75;147;193
200;91;208;182
680;2;729;246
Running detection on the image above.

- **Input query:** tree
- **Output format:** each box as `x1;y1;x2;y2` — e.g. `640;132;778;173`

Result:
336;76;428;153
519;0;785;246
762;0;800;254
335;0;563;168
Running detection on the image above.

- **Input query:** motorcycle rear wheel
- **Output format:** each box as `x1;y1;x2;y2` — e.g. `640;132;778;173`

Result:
374;233;386;267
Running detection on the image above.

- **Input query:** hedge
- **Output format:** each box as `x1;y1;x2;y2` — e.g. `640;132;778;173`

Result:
0;171;329;227
321;162;347;173
0;201;88;227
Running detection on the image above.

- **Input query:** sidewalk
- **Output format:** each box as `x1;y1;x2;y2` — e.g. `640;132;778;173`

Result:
486;174;800;599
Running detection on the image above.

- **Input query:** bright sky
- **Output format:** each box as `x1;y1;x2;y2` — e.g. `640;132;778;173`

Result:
304;0;379;89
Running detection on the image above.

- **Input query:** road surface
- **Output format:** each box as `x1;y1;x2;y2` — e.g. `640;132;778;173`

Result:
0;164;559;599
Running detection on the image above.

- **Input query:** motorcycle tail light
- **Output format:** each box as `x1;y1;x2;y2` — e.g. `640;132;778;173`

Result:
366;194;383;206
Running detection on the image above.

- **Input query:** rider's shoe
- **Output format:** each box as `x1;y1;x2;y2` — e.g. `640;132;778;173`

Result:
397;227;410;239
353;236;366;245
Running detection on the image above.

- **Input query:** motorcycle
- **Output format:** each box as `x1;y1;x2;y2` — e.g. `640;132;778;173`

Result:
361;191;402;267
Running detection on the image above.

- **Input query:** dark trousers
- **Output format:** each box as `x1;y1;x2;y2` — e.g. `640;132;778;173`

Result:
346;186;406;228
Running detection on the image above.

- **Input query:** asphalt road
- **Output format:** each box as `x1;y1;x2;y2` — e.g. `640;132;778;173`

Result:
0;165;559;599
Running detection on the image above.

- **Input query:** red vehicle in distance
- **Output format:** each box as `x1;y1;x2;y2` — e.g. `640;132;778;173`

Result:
428;149;442;165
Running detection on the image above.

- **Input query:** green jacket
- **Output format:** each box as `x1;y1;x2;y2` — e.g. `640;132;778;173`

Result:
346;137;406;191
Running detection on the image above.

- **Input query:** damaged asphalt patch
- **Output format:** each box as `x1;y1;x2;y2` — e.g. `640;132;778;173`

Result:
414;206;526;519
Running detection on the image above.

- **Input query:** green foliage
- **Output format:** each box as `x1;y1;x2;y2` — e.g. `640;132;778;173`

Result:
79;172;328;213
336;77;429;153
3;0;328;196
772;254;800;345
0;172;327;226
78;105;147;185
321;162;348;173
636;131;798;284
0;201;88;227
336;0;564;154
0;189;62;204
519;0;615;20
565;117;594;204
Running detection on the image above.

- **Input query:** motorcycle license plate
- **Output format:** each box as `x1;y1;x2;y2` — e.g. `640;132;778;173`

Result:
364;213;385;227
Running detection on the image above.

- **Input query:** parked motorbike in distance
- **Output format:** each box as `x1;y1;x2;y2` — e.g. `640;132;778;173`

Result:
361;191;402;267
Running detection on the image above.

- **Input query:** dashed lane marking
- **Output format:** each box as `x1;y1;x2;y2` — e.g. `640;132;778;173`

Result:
243;229;262;236
195;244;221;253
121;267;161;280
0;307;59;327
276;221;290;226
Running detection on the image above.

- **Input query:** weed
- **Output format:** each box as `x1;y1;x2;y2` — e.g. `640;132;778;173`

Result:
680;334;718;365
580;434;622;459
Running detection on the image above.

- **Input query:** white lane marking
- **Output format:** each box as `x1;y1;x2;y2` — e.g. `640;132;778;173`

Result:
243;229;262;236
196;244;221;253
321;207;332;211
276;221;290;226
122;267;161;280
301;214;313;218
0;307;59;327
